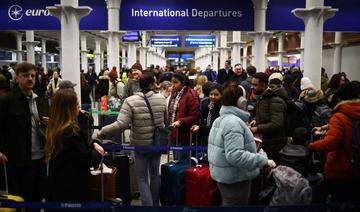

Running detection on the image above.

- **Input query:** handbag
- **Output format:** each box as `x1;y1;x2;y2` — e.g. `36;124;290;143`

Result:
143;95;170;148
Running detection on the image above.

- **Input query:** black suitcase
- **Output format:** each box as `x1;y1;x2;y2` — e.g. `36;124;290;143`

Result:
98;114;126;144
104;154;131;205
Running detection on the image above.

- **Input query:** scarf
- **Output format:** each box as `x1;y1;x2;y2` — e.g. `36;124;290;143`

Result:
206;101;215;127
168;86;185;124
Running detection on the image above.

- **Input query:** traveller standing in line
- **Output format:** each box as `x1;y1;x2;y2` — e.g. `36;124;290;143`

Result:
0;62;49;203
208;86;276;206
216;60;234;85
46;88;104;201
168;72;200;161
97;72;166;206
249;72;288;162
307;81;360;203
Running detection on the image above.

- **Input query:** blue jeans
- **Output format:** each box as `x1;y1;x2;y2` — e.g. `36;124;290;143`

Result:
134;152;161;206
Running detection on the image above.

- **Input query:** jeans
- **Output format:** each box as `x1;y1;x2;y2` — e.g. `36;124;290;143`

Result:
134;152;161;206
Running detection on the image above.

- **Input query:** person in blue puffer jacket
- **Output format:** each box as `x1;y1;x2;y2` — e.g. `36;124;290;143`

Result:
208;86;276;206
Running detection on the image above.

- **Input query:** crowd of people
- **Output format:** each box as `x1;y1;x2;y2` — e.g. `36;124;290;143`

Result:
0;60;359;208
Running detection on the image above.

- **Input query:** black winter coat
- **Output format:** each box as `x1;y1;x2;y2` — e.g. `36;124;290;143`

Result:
216;68;234;85
47;130;101;201
255;84;288;160
0;86;49;166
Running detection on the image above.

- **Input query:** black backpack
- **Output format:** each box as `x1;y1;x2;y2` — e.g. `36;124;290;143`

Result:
285;100;307;136
311;105;332;128
343;113;360;175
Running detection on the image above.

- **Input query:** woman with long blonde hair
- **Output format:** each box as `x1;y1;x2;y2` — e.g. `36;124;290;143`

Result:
45;89;104;201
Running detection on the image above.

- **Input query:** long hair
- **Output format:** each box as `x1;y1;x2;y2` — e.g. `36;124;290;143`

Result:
45;89;79;163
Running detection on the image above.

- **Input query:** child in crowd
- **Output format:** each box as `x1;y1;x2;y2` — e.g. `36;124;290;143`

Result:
278;127;311;177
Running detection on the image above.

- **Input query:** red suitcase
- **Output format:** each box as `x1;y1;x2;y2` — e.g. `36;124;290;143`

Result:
184;164;221;206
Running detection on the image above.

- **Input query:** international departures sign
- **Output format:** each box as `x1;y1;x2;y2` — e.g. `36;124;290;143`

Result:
0;0;359;31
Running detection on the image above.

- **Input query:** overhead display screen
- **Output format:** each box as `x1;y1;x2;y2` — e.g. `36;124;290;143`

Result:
184;35;216;47
150;35;181;47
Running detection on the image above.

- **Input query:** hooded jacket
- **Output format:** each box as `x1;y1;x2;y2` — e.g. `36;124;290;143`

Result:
255;84;288;159
307;99;360;179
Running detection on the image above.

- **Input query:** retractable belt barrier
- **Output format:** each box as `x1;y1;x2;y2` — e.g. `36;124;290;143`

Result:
0;201;113;210
102;144;208;152
1;200;360;211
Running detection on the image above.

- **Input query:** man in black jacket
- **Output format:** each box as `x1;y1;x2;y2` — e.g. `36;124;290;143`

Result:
249;73;288;162
0;62;49;202
216;59;234;85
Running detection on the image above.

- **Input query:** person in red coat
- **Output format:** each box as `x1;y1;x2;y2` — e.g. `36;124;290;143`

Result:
307;81;360;202
168;72;200;161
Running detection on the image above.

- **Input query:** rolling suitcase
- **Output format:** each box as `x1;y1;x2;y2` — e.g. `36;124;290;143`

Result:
0;162;24;212
184;164;221;206
103;153;131;205
184;134;221;206
160;129;190;206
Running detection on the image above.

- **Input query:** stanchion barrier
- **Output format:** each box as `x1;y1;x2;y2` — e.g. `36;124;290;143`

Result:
1;200;360;211
102;144;208;152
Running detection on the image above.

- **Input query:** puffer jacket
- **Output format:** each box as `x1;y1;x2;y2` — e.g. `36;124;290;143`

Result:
307;99;360;179
101;91;166;146
208;106;268;184
169;87;200;145
255;84;288;159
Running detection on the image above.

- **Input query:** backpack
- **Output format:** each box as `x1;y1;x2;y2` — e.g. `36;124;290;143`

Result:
343;113;360;175
311;105;331;127
259;166;312;205
284;100;307;136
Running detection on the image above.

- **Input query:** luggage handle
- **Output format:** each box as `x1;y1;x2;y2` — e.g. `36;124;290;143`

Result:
2;161;9;195
167;126;178;162
189;132;199;167
100;154;104;202
92;137;105;202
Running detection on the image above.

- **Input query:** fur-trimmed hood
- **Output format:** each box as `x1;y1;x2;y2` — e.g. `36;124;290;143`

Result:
333;99;360;120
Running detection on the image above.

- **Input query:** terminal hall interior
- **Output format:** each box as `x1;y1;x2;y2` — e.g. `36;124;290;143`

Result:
0;0;359;100
0;0;360;210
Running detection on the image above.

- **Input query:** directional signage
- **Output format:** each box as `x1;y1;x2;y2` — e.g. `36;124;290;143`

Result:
184;35;216;48
150;35;181;47
0;0;359;31
120;0;254;30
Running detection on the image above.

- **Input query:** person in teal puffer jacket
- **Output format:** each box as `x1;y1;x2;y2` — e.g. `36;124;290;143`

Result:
208;86;276;206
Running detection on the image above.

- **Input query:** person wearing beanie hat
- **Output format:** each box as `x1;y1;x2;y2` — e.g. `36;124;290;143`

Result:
269;72;283;82
300;77;314;91
131;62;143;72
124;63;143;97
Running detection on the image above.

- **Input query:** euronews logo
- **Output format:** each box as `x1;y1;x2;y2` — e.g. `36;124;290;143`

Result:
8;4;50;21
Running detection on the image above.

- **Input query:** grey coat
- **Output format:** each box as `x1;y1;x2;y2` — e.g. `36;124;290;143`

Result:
101;91;166;146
